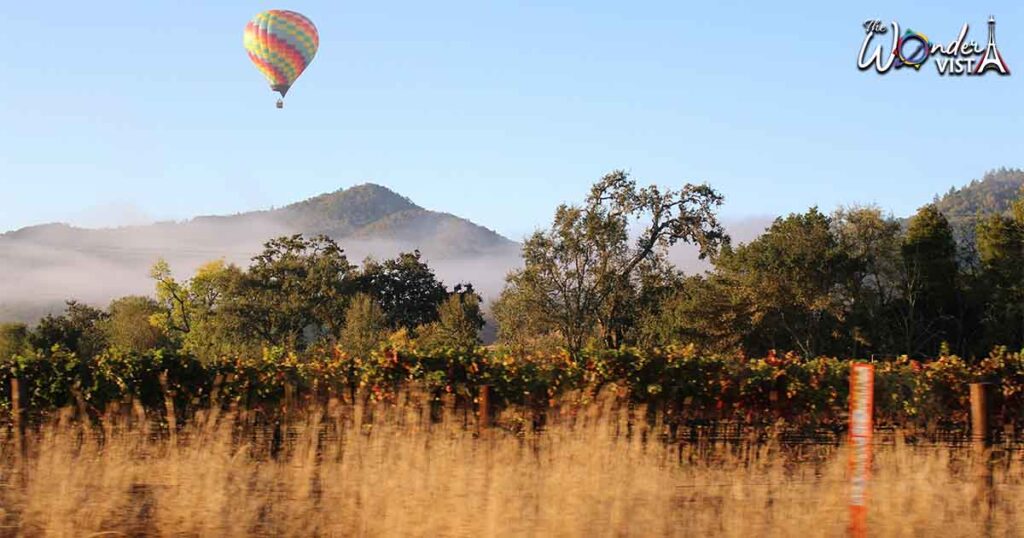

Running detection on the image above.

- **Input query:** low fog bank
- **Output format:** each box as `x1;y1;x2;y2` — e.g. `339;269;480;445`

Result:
0;216;770;323
0;214;523;322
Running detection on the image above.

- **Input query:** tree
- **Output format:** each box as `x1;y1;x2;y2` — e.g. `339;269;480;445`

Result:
29;300;107;358
101;296;167;354
498;171;725;356
151;259;248;362
416;288;485;351
635;274;748;353
715;208;852;357
832;206;903;355
491;282;560;354
338;293;387;360
230;235;355;348
898;205;959;356
148;238;472;360
0;323;29;361
976;195;1024;349
357;251;448;331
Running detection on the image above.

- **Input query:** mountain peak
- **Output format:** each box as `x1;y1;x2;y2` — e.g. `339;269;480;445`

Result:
302;182;420;211
339;183;419;205
276;182;421;235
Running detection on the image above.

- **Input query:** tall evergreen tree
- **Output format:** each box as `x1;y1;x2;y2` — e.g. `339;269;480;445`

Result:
976;194;1024;349
898;205;959;356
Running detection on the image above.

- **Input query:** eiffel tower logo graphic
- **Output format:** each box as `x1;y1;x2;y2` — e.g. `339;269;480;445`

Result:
974;16;1010;75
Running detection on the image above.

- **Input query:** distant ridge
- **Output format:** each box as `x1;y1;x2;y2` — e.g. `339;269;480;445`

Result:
0;183;520;322
3;183;517;257
928;168;1024;245
932;168;1024;224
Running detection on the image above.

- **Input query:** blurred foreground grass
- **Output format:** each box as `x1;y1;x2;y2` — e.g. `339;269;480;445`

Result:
0;390;1021;537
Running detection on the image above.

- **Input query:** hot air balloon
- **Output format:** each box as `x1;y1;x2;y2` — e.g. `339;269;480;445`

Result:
243;10;319;108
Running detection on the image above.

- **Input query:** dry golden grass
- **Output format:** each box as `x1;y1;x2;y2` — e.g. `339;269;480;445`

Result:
1;390;1022;537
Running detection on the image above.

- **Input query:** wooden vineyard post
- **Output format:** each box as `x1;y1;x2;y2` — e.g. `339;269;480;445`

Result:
441;391;457;425
210;374;225;408
71;383;91;428
284;381;296;412
10;377;25;458
969;382;996;524
158;371;177;445
478;385;491;434
969;382;993;448
848;363;874;538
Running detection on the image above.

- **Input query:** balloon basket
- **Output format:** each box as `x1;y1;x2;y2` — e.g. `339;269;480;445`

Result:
276;99;284;109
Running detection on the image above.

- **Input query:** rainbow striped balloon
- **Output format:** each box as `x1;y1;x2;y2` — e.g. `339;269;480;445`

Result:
243;10;319;100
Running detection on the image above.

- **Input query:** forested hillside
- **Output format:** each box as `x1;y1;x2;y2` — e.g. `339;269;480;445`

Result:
934;168;1024;222
931;168;1024;248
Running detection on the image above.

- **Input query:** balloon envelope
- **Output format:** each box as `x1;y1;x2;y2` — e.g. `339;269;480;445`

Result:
243;10;319;97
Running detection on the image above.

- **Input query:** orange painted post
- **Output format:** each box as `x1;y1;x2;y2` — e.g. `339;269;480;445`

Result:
848;363;874;538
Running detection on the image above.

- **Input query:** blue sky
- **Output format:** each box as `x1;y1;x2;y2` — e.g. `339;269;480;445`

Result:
2;1;1022;240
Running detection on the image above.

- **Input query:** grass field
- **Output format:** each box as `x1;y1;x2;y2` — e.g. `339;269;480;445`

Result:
1;390;1021;537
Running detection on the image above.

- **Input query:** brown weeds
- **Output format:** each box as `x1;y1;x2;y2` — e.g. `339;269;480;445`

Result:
0;391;1021;537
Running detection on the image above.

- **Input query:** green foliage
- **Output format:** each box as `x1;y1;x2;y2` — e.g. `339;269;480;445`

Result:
101;296;167;354
976;211;1024;349
357;250;448;331
491;282;562;355
833;206;904;354
416;288;485;352
649;201;1002;360
235;234;355;347
29;301;108;359
152;235;356;354
151;259;250;362
634;274;746;353
499;170;725;356
150;241;480;361
1;346;205;414
0;323;29;362
900;205;960;355
715;208;852;357
338;293;387;361
17;171;1024;429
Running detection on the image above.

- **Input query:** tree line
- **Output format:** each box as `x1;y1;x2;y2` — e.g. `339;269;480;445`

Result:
0;239;483;368
497;171;1024;360
3;170;1024;367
